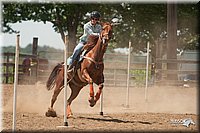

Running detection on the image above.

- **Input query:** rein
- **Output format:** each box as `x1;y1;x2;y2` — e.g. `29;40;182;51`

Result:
81;55;103;65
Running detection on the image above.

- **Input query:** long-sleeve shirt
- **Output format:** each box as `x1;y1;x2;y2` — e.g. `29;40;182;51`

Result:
79;21;102;43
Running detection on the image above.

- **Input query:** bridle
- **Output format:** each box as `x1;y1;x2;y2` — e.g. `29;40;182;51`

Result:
100;23;112;44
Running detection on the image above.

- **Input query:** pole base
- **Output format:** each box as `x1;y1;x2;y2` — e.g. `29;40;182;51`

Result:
57;124;74;128
125;105;130;108
64;122;68;126
100;112;103;116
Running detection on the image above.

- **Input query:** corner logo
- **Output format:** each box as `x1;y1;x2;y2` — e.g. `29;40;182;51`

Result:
170;118;195;127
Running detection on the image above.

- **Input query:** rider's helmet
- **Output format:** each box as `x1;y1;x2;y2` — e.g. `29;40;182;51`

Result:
90;11;101;19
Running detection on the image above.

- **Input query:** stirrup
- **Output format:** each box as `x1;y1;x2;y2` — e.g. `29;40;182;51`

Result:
81;49;87;56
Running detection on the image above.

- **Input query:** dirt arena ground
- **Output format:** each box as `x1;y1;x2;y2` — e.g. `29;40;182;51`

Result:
1;83;199;132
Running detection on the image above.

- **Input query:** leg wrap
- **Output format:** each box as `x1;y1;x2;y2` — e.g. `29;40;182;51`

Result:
99;83;104;90
89;83;94;97
94;83;104;101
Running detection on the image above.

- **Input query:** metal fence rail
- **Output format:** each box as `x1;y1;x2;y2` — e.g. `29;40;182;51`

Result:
3;50;197;87
1;51;153;86
155;58;199;86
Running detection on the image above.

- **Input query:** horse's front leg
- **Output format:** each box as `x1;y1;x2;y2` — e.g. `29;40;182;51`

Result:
82;69;96;107
94;83;103;102
88;83;96;107
94;74;104;103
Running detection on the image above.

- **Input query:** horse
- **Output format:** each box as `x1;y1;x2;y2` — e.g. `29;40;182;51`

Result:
45;22;112;118
22;57;32;76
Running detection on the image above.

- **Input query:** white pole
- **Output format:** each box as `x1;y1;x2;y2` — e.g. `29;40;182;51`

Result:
100;90;103;115
126;41;131;108
64;35;68;126
12;34;20;132
145;42;150;101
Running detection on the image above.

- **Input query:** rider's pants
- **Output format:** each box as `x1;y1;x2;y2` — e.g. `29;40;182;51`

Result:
67;41;84;65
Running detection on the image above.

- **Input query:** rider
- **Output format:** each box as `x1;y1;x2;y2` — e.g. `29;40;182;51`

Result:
67;11;102;69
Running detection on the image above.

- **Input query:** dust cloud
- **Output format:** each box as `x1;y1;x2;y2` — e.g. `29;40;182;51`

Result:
2;83;197;116
3;82;60;115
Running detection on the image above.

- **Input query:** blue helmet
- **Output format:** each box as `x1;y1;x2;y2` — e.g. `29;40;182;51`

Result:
90;11;101;19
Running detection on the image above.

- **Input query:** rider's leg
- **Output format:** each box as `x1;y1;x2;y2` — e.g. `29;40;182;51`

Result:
67;42;84;66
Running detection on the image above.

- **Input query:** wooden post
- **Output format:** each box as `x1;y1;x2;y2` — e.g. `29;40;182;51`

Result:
32;37;38;83
32;37;38;56
167;3;178;80
155;40;162;80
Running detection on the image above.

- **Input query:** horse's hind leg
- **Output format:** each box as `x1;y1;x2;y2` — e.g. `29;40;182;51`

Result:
67;83;82;118
46;81;63;117
50;83;63;109
46;70;64;117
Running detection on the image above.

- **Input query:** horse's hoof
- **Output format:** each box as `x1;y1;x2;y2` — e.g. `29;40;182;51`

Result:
90;103;95;107
67;114;73;118
45;109;57;117
88;97;96;107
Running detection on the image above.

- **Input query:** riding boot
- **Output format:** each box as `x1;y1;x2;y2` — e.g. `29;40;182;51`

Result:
68;60;77;72
68;47;87;72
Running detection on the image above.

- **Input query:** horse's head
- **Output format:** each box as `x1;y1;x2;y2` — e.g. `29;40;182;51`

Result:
100;22;112;44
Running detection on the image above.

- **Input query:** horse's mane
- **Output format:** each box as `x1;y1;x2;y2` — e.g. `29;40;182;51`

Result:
83;22;111;51
83;35;99;51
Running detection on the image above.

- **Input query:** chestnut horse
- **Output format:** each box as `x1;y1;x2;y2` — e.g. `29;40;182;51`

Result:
45;22;112;118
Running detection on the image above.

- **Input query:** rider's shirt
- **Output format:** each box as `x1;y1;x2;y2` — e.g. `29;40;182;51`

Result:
79;21;102;43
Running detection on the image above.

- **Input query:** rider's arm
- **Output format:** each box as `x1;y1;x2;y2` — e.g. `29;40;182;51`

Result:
84;24;101;36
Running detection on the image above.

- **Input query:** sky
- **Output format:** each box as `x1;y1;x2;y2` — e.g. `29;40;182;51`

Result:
1;21;65;49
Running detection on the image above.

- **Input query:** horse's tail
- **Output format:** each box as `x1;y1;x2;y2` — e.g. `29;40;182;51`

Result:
46;62;63;91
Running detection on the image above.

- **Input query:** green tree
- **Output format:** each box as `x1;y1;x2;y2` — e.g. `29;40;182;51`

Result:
2;2;198;53
2;3;111;51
